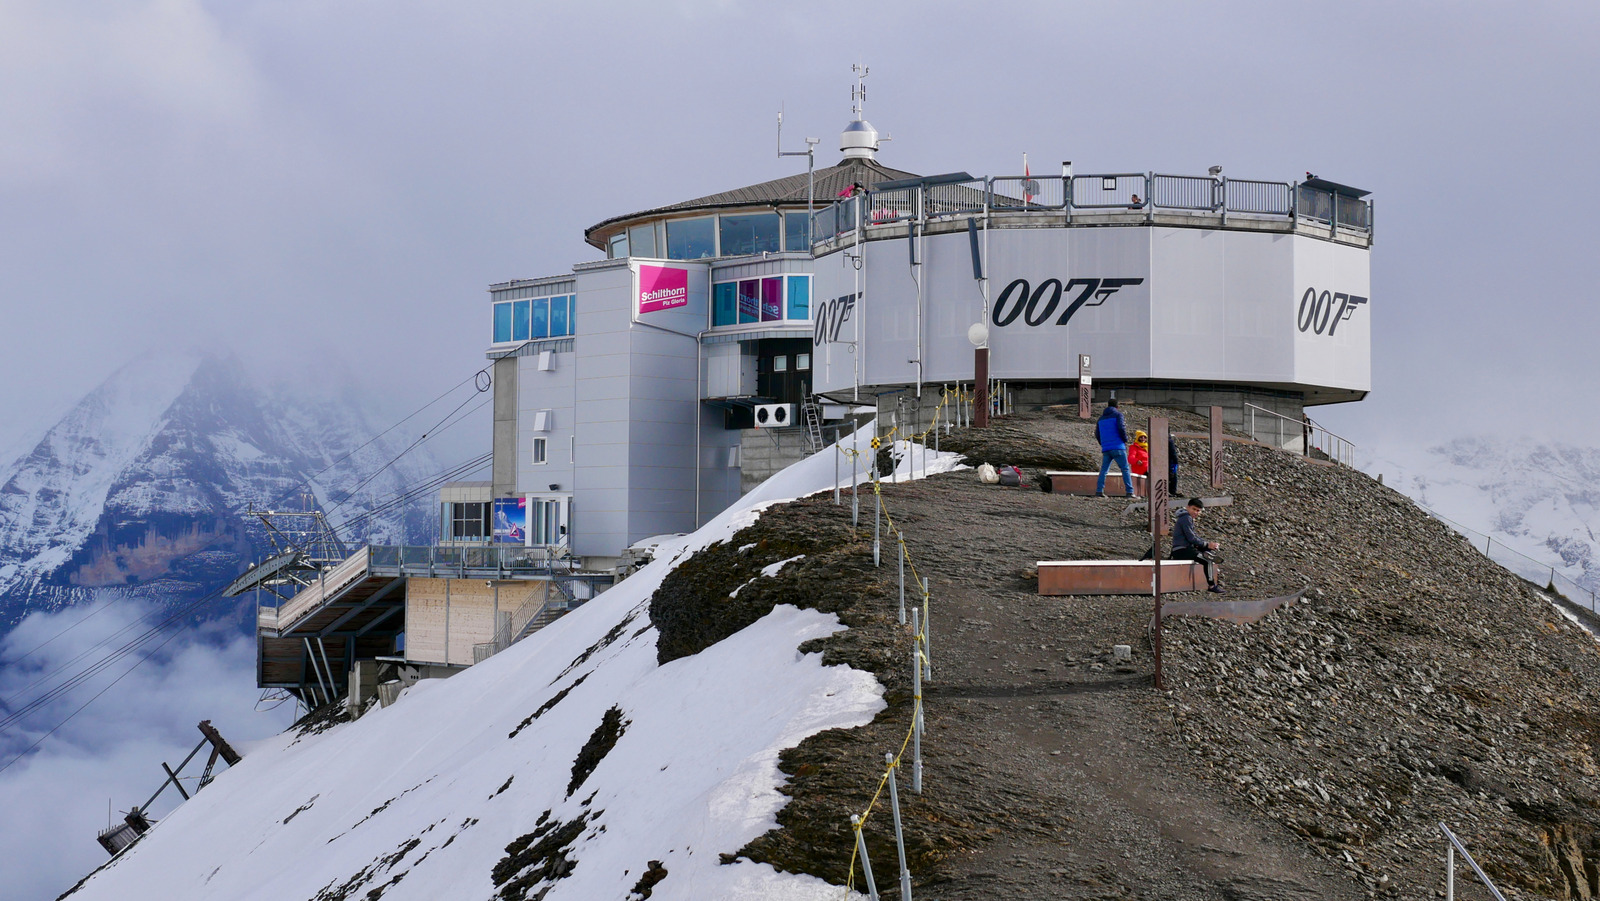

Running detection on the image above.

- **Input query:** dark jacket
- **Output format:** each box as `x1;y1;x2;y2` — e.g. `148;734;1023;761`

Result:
1172;509;1207;553
1168;435;1179;473
1096;408;1129;451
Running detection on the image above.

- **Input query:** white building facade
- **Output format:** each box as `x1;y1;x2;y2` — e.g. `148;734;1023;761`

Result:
468;122;1375;569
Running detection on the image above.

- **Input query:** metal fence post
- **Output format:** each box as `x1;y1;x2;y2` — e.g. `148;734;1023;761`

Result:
852;815;880;901
852;443;860;529
911;619;924;795
1447;843;1455;901
886;753;913;901
835;443;841;506
921;577;932;677
898;538;906;624
874;483;882;567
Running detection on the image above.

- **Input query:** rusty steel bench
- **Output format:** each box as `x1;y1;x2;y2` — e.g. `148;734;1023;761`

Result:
1042;471;1147;496
1037;559;1207;596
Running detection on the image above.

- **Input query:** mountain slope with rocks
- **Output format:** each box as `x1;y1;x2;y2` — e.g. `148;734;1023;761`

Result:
52;406;1600;901
0;354;444;635
639;407;1600;900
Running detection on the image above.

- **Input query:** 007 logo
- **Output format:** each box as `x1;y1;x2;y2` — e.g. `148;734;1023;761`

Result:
990;277;1144;327
1297;287;1368;336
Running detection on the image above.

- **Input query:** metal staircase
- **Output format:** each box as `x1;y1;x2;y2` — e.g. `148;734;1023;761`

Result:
512;578;583;643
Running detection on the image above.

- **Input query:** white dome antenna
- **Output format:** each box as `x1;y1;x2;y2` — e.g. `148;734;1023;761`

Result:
841;63;888;160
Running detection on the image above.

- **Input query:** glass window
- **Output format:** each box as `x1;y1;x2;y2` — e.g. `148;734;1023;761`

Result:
550;295;570;336
784;211;811;251
718;213;781;256
530;297;549;339
796;353;811;370
608;233;628;258
449;502;490;540
786;276;810;321
628;224;657;258
737;280;759;324
713;282;737;327
761;277;782;321
511;300;529;341
773;355;788;372
532;437;547;465
666;217;715;259
493;302;514;343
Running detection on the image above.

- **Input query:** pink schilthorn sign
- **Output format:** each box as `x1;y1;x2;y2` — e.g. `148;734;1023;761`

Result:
638;265;689;314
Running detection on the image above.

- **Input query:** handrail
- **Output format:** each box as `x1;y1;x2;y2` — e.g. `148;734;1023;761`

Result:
1440;823;1507;901
808;171;1372;247
1244;403;1357;467
269;546;373;628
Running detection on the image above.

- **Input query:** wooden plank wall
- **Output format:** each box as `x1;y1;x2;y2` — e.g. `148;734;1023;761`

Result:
404;578;502;665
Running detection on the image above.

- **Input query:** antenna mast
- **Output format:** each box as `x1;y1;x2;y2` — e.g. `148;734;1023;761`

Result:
777;107;821;245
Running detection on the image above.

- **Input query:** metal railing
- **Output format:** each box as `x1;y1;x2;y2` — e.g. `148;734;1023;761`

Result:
865;186;917;223
1419;504;1598;613
989;175;1067;210
1070;172;1147;208
367;544;553;576
1151;173;1217;211
1223;178;1293;214
806;170;1372;245
474;581;571;662
1440;823;1507;901
1243;403;1357;466
923;178;988;217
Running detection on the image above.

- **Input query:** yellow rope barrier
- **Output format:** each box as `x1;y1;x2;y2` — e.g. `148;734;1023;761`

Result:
839;387;964;895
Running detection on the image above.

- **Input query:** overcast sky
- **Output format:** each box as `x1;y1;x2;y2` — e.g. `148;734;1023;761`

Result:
3;3;1600;895
2;0;1597;458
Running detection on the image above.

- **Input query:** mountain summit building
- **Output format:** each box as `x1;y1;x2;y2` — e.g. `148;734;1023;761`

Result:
256;99;1373;710
468;116;1373;571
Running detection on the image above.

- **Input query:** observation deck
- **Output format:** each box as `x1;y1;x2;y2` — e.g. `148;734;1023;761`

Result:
809;172;1372;253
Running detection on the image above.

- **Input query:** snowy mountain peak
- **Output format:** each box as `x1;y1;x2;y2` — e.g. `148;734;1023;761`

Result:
0;353;446;632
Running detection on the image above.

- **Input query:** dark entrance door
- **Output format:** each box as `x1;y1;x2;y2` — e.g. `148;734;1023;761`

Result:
756;338;813;406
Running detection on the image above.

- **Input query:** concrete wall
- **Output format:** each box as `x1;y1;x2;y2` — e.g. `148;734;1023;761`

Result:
739;427;811;494
492;356;518;500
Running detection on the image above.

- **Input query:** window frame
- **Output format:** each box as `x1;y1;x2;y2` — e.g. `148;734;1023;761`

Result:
707;273;813;329
665;216;716;260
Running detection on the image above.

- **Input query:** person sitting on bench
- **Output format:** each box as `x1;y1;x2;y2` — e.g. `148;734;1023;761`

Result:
1172;497;1223;593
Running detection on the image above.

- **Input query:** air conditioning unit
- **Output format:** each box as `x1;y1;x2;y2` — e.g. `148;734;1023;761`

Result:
753;403;796;428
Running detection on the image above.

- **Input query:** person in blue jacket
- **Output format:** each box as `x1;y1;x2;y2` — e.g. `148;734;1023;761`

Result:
1094;399;1135;497
1172;497;1223;592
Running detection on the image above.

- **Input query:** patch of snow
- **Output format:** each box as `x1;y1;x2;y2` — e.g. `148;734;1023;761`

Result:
761;555;805;578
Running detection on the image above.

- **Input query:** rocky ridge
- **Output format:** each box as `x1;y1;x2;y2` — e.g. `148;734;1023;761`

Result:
659;406;1600;900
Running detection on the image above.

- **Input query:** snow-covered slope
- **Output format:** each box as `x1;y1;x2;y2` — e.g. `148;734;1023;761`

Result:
60;434;965;901
0;354;445;633
1365;436;1600;595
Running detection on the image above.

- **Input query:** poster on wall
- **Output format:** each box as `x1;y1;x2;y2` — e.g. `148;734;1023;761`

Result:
493;497;527;544
638;264;689;314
